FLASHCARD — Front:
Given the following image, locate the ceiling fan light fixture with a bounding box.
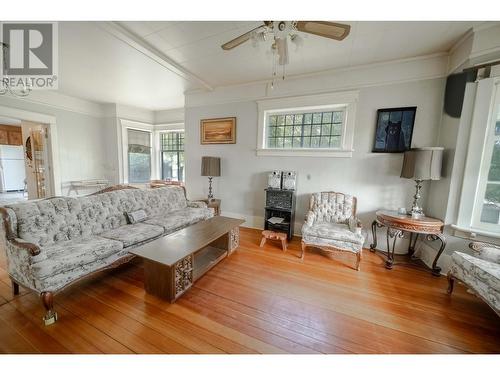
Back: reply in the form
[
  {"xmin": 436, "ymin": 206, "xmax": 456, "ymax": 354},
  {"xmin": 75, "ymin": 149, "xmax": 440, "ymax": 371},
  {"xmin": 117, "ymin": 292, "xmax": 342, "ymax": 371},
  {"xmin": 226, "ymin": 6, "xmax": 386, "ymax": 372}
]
[{"xmin": 220, "ymin": 20, "xmax": 351, "ymax": 88}]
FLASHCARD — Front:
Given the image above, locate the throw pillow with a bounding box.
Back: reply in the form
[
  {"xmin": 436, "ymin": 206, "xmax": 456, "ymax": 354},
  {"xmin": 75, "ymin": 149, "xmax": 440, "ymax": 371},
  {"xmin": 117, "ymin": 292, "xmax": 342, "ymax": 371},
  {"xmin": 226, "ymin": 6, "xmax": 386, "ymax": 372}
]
[{"xmin": 127, "ymin": 209, "xmax": 148, "ymax": 224}]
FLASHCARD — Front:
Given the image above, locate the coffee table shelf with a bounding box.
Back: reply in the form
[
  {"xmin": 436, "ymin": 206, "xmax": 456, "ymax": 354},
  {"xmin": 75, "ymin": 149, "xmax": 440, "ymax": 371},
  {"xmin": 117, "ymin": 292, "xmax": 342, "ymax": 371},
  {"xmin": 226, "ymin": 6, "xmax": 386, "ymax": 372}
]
[
  {"xmin": 193, "ymin": 246, "xmax": 227, "ymax": 281},
  {"xmin": 131, "ymin": 216, "xmax": 244, "ymax": 302}
]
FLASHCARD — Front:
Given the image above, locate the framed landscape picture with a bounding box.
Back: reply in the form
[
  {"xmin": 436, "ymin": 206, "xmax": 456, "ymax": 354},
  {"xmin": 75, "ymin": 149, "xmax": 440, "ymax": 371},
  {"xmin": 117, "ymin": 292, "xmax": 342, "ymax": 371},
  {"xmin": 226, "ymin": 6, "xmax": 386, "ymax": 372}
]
[
  {"xmin": 372, "ymin": 107, "xmax": 416, "ymax": 153},
  {"xmin": 200, "ymin": 117, "xmax": 236, "ymax": 144}
]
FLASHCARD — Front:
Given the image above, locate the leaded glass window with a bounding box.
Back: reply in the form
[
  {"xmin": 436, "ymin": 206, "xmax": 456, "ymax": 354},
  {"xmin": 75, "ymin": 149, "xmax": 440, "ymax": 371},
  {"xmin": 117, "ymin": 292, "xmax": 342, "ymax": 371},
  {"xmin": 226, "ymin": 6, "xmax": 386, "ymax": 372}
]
[
  {"xmin": 160, "ymin": 131, "xmax": 185, "ymax": 182},
  {"xmin": 266, "ymin": 109, "xmax": 345, "ymax": 149}
]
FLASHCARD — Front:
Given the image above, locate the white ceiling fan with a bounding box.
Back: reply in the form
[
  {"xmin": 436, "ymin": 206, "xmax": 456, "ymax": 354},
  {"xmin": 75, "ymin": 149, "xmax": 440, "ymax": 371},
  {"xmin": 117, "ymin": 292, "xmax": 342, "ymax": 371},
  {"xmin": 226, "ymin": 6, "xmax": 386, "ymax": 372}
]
[{"xmin": 221, "ymin": 21, "xmax": 351, "ymax": 66}]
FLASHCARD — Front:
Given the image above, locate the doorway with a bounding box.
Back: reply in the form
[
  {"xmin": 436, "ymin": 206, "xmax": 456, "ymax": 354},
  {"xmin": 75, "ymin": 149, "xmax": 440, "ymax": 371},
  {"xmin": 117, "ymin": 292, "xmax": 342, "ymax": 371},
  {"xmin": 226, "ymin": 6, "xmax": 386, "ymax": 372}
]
[{"xmin": 0, "ymin": 115, "xmax": 52, "ymax": 204}]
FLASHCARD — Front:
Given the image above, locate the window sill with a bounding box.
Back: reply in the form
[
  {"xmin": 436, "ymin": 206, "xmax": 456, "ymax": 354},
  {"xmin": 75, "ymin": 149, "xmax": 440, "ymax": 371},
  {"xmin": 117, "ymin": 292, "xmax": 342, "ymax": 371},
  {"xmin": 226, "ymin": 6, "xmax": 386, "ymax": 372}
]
[
  {"xmin": 256, "ymin": 148, "xmax": 353, "ymax": 158},
  {"xmin": 451, "ymin": 224, "xmax": 500, "ymax": 240}
]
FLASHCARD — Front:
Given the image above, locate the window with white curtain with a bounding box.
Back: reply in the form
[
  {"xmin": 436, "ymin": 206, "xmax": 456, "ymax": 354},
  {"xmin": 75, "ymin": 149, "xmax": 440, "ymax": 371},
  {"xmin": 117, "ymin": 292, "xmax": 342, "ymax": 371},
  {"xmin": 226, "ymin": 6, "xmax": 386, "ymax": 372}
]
[{"xmin": 127, "ymin": 129, "xmax": 152, "ymax": 183}]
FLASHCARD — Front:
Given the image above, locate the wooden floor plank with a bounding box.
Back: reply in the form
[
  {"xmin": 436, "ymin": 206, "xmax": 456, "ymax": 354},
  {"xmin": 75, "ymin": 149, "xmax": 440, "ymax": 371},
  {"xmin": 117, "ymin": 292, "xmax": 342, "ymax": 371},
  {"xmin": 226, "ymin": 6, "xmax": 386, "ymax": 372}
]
[
  {"xmin": 0, "ymin": 309, "xmax": 39, "ymax": 353},
  {"xmin": 0, "ymin": 227, "xmax": 499, "ymax": 353},
  {"xmin": 0, "ymin": 303, "xmax": 70, "ymax": 353},
  {"xmin": 213, "ymin": 252, "xmax": 499, "ymax": 352},
  {"xmin": 81, "ymin": 280, "xmax": 236, "ymax": 353}
]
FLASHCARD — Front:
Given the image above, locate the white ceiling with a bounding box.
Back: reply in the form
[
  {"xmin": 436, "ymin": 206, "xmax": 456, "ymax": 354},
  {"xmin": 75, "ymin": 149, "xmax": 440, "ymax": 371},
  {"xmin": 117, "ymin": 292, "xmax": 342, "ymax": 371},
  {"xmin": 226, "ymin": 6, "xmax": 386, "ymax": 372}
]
[{"xmin": 57, "ymin": 21, "xmax": 485, "ymax": 110}]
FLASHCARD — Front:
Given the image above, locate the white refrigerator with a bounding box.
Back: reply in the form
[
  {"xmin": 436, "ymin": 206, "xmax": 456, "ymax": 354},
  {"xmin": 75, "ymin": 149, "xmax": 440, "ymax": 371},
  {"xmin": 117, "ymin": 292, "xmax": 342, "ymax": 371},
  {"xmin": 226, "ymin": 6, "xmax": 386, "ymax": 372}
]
[{"xmin": 0, "ymin": 145, "xmax": 26, "ymax": 192}]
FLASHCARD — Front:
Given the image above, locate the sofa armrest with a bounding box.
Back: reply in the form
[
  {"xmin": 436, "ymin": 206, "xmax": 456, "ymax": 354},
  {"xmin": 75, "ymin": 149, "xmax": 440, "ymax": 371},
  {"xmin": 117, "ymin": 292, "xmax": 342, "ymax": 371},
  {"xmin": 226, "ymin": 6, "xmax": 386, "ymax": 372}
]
[
  {"xmin": 7, "ymin": 238, "xmax": 41, "ymax": 256},
  {"xmin": 304, "ymin": 211, "xmax": 316, "ymax": 227},
  {"xmin": 469, "ymin": 241, "xmax": 500, "ymax": 263},
  {"xmin": 188, "ymin": 200, "xmax": 208, "ymax": 209},
  {"xmin": 4, "ymin": 238, "xmax": 41, "ymax": 290}
]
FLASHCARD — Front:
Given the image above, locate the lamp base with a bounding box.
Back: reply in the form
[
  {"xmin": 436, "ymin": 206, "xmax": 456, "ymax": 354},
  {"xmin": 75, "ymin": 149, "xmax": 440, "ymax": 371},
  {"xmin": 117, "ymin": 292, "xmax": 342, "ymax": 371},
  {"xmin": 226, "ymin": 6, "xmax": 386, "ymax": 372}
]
[
  {"xmin": 409, "ymin": 179, "xmax": 424, "ymax": 218},
  {"xmin": 207, "ymin": 176, "xmax": 214, "ymax": 200}
]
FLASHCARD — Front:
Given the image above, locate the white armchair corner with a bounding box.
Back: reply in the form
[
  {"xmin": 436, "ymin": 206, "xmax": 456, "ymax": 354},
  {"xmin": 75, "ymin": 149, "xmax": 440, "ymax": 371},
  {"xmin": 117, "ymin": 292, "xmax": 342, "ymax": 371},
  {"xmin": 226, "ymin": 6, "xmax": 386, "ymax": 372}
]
[
  {"xmin": 301, "ymin": 192, "xmax": 365, "ymax": 270},
  {"xmin": 447, "ymin": 241, "xmax": 500, "ymax": 316}
]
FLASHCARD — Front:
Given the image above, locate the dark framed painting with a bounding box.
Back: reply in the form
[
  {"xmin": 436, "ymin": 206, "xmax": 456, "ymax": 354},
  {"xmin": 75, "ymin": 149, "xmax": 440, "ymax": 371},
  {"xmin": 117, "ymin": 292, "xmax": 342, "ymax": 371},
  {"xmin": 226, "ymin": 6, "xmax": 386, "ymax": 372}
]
[{"xmin": 372, "ymin": 107, "xmax": 417, "ymax": 153}]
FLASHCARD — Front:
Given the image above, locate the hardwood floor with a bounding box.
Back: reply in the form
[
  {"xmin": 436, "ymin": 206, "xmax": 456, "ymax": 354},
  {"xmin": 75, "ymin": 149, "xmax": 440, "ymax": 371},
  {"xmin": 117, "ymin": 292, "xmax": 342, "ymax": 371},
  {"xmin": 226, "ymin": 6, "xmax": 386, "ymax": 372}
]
[{"xmin": 0, "ymin": 227, "xmax": 499, "ymax": 354}]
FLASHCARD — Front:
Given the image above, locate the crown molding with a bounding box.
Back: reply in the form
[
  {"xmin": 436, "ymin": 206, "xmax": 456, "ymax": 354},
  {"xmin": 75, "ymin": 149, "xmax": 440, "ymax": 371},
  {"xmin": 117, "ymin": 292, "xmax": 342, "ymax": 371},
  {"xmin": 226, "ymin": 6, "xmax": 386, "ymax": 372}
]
[
  {"xmin": 0, "ymin": 90, "xmax": 106, "ymax": 117},
  {"xmin": 185, "ymin": 52, "xmax": 449, "ymax": 108}
]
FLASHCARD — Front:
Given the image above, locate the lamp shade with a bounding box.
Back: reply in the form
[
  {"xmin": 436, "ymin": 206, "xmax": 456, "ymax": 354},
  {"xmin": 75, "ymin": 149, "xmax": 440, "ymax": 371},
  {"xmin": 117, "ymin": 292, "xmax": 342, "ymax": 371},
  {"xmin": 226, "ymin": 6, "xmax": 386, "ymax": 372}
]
[
  {"xmin": 201, "ymin": 156, "xmax": 221, "ymax": 177},
  {"xmin": 401, "ymin": 147, "xmax": 443, "ymax": 180}
]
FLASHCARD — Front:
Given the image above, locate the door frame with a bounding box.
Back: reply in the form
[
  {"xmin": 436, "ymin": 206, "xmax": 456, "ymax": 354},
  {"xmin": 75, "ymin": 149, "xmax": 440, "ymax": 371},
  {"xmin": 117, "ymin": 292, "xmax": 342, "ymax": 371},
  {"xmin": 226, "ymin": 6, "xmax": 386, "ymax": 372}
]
[{"xmin": 0, "ymin": 105, "xmax": 60, "ymax": 196}]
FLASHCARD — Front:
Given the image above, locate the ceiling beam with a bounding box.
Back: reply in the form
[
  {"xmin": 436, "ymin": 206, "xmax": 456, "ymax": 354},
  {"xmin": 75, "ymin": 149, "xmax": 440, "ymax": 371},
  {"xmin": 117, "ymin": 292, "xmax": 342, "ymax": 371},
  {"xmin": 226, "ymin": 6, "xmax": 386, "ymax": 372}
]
[{"xmin": 99, "ymin": 21, "xmax": 213, "ymax": 91}]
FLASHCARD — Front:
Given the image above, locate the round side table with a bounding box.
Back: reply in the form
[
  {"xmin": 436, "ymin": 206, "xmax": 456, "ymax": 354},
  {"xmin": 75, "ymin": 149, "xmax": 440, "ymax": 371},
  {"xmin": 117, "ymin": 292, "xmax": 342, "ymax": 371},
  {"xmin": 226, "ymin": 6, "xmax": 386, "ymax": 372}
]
[{"xmin": 370, "ymin": 210, "xmax": 446, "ymax": 276}]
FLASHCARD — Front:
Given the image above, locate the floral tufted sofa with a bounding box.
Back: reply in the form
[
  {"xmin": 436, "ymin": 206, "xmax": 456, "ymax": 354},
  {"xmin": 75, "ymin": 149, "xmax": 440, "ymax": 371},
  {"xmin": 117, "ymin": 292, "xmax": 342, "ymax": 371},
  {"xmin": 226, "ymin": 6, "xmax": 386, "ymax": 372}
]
[
  {"xmin": 301, "ymin": 191, "xmax": 365, "ymax": 270},
  {"xmin": 447, "ymin": 241, "xmax": 500, "ymax": 316},
  {"xmin": 0, "ymin": 185, "xmax": 213, "ymax": 325}
]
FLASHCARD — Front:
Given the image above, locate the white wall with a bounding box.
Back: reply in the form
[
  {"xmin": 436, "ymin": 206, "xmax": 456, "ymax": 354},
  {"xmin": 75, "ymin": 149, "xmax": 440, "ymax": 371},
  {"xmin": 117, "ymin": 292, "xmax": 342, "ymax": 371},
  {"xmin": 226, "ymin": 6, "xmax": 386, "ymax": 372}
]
[{"xmin": 185, "ymin": 78, "xmax": 446, "ymax": 250}]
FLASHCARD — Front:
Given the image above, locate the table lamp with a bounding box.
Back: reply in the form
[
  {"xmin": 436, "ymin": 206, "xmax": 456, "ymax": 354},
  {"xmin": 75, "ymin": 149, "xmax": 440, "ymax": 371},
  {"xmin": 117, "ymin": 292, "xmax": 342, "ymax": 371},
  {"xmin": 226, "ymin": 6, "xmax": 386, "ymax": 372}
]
[
  {"xmin": 400, "ymin": 147, "xmax": 443, "ymax": 217},
  {"xmin": 201, "ymin": 156, "xmax": 221, "ymax": 201}
]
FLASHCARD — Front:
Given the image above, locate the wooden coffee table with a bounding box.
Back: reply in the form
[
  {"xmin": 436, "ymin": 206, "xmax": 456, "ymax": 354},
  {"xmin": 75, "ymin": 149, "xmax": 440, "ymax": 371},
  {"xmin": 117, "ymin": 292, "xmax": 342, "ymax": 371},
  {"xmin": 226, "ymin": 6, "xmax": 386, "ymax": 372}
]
[{"xmin": 130, "ymin": 216, "xmax": 244, "ymax": 302}]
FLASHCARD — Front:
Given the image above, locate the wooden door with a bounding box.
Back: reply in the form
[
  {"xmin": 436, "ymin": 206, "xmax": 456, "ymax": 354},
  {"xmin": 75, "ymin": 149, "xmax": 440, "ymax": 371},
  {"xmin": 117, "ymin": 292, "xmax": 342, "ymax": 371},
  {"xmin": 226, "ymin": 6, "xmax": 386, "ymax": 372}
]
[{"xmin": 29, "ymin": 127, "xmax": 50, "ymax": 199}]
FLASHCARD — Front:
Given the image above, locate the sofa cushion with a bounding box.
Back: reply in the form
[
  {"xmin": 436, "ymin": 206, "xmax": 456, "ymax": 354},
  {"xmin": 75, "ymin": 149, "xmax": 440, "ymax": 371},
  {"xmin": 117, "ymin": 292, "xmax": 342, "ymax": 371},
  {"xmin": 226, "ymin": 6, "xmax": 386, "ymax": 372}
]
[
  {"xmin": 302, "ymin": 222, "xmax": 365, "ymax": 253},
  {"xmin": 31, "ymin": 236, "xmax": 124, "ymax": 280},
  {"xmin": 34, "ymin": 250, "xmax": 130, "ymax": 292},
  {"xmin": 99, "ymin": 222, "xmax": 164, "ymax": 247},
  {"xmin": 451, "ymin": 252, "xmax": 500, "ymax": 290},
  {"xmin": 144, "ymin": 207, "xmax": 213, "ymax": 234}
]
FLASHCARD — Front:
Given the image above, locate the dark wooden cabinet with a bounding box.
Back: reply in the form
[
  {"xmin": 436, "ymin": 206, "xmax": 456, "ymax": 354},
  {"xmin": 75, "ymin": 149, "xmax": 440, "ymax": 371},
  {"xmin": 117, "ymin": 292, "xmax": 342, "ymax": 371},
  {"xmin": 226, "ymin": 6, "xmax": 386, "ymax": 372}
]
[{"xmin": 264, "ymin": 188, "xmax": 296, "ymax": 240}]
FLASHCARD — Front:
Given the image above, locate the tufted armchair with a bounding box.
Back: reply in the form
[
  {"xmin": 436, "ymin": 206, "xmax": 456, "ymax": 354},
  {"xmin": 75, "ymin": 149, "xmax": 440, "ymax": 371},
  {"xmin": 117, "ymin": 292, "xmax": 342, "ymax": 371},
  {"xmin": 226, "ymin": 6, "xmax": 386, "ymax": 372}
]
[
  {"xmin": 301, "ymin": 192, "xmax": 365, "ymax": 270},
  {"xmin": 447, "ymin": 241, "xmax": 500, "ymax": 316}
]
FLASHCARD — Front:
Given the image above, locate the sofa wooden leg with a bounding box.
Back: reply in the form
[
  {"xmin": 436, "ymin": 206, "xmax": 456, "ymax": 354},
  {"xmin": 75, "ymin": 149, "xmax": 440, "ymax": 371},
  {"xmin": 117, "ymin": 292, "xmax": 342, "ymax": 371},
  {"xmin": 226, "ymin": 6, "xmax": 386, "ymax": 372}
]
[
  {"xmin": 12, "ymin": 280, "xmax": 19, "ymax": 296},
  {"xmin": 355, "ymin": 251, "xmax": 361, "ymax": 271},
  {"xmin": 301, "ymin": 241, "xmax": 306, "ymax": 260},
  {"xmin": 447, "ymin": 272, "xmax": 455, "ymax": 294},
  {"xmin": 41, "ymin": 292, "xmax": 58, "ymax": 326}
]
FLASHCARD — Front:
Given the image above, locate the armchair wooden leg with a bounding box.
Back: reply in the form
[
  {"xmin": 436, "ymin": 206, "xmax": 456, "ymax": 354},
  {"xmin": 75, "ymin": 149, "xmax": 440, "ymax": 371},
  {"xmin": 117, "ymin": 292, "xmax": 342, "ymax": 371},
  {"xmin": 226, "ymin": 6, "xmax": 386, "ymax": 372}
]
[
  {"xmin": 447, "ymin": 272, "xmax": 455, "ymax": 294},
  {"xmin": 12, "ymin": 280, "xmax": 19, "ymax": 296},
  {"xmin": 41, "ymin": 292, "xmax": 58, "ymax": 326},
  {"xmin": 301, "ymin": 241, "xmax": 306, "ymax": 260},
  {"xmin": 355, "ymin": 251, "xmax": 361, "ymax": 271}
]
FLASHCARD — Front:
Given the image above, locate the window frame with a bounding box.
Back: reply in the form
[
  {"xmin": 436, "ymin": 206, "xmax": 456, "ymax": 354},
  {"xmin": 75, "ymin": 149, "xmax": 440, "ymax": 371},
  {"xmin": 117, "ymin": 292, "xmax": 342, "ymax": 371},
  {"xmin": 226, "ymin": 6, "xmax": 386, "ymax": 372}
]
[
  {"xmin": 121, "ymin": 120, "xmax": 154, "ymax": 184},
  {"xmin": 454, "ymin": 77, "xmax": 500, "ymax": 237},
  {"xmin": 256, "ymin": 91, "xmax": 358, "ymax": 157},
  {"xmin": 159, "ymin": 129, "xmax": 185, "ymax": 182},
  {"xmin": 470, "ymin": 79, "xmax": 500, "ymax": 232}
]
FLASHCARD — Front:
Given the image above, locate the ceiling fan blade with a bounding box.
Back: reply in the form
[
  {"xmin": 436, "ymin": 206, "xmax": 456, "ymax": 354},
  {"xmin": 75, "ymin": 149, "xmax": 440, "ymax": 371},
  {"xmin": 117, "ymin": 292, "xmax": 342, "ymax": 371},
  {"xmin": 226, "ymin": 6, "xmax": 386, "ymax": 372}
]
[
  {"xmin": 221, "ymin": 25, "xmax": 266, "ymax": 50},
  {"xmin": 296, "ymin": 21, "xmax": 350, "ymax": 41}
]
